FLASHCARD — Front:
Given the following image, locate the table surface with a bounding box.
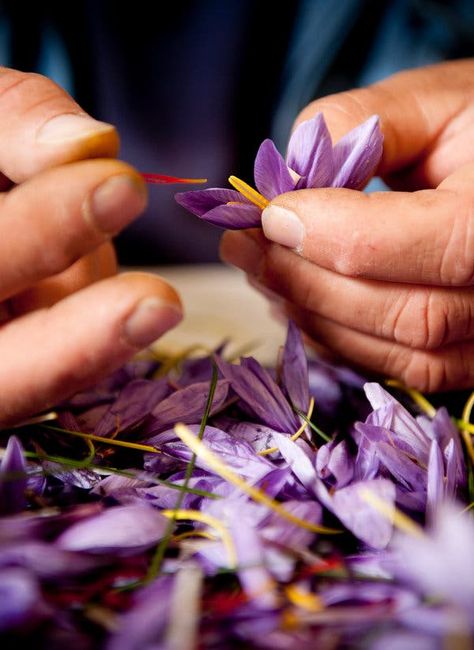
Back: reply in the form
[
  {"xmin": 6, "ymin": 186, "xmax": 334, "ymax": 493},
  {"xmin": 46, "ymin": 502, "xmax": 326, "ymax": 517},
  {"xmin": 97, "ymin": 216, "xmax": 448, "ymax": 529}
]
[{"xmin": 128, "ymin": 264, "xmax": 287, "ymax": 365}]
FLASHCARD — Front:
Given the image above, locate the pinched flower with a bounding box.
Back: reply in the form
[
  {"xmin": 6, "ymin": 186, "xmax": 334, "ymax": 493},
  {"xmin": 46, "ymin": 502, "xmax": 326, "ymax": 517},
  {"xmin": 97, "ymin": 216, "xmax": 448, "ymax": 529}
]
[{"xmin": 175, "ymin": 113, "xmax": 383, "ymax": 229}]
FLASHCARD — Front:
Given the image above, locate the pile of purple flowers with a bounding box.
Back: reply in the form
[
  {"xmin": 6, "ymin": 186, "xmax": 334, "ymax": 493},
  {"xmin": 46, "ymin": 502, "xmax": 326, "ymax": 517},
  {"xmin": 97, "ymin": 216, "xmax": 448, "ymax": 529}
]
[
  {"xmin": 1, "ymin": 113, "xmax": 473, "ymax": 648},
  {"xmin": 0, "ymin": 321, "xmax": 472, "ymax": 649}
]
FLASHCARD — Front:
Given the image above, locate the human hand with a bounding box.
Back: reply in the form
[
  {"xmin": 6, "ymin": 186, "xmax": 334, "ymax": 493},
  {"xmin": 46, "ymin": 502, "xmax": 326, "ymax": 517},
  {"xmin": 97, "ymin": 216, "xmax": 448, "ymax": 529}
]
[
  {"xmin": 0, "ymin": 68, "xmax": 182, "ymax": 424},
  {"xmin": 221, "ymin": 59, "xmax": 474, "ymax": 392}
]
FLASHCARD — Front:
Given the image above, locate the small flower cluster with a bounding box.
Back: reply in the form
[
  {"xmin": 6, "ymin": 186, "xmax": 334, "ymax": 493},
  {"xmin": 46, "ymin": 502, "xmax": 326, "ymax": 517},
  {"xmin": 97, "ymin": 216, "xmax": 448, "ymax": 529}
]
[{"xmin": 0, "ymin": 321, "xmax": 472, "ymax": 649}]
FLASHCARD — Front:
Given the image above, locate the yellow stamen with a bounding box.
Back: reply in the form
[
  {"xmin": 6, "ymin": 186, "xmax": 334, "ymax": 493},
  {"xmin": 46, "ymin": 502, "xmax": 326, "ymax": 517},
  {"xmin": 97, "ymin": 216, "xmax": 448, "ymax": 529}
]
[
  {"xmin": 385, "ymin": 379, "xmax": 436, "ymax": 418},
  {"xmin": 359, "ymin": 487, "xmax": 424, "ymax": 538},
  {"xmin": 285, "ymin": 584, "xmax": 324, "ymax": 613},
  {"xmin": 174, "ymin": 423, "xmax": 340, "ymax": 535},
  {"xmin": 258, "ymin": 397, "xmax": 315, "ymax": 456},
  {"xmin": 162, "ymin": 508, "xmax": 237, "ymax": 568},
  {"xmin": 458, "ymin": 392, "xmax": 474, "ymax": 466},
  {"xmin": 228, "ymin": 175, "xmax": 269, "ymax": 210},
  {"xmin": 45, "ymin": 426, "xmax": 160, "ymax": 454},
  {"xmin": 173, "ymin": 530, "xmax": 217, "ymax": 542}
]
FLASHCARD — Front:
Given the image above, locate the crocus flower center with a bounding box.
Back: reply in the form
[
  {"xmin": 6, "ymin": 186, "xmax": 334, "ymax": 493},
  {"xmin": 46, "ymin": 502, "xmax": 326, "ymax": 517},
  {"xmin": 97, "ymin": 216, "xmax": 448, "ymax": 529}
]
[{"xmin": 228, "ymin": 175, "xmax": 269, "ymax": 210}]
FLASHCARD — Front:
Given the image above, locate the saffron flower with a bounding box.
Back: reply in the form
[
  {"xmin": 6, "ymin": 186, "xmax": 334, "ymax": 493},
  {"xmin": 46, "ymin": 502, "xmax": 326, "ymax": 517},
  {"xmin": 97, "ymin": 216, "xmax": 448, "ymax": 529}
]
[
  {"xmin": 175, "ymin": 113, "xmax": 383, "ymax": 229},
  {"xmin": 0, "ymin": 320, "xmax": 473, "ymax": 648}
]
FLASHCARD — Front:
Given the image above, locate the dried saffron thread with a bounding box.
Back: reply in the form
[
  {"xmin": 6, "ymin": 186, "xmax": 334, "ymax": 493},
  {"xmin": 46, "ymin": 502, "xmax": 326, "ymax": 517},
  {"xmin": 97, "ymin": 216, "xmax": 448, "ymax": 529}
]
[
  {"xmin": 141, "ymin": 173, "xmax": 207, "ymax": 185},
  {"xmin": 174, "ymin": 423, "xmax": 341, "ymax": 535},
  {"xmin": 161, "ymin": 509, "xmax": 237, "ymax": 568},
  {"xmin": 258, "ymin": 397, "xmax": 315, "ymax": 456}
]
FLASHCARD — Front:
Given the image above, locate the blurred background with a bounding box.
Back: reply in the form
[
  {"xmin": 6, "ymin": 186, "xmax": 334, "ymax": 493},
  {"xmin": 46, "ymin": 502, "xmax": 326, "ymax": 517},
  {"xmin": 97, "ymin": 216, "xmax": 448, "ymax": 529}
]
[{"xmin": 0, "ymin": 0, "xmax": 473, "ymax": 266}]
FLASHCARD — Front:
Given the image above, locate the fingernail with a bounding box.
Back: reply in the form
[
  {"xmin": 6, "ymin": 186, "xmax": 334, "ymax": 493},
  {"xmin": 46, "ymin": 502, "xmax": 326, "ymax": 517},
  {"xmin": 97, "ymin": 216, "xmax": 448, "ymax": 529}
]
[
  {"xmin": 86, "ymin": 174, "xmax": 147, "ymax": 234},
  {"xmin": 123, "ymin": 298, "xmax": 183, "ymax": 348},
  {"xmin": 37, "ymin": 114, "xmax": 115, "ymax": 143},
  {"xmin": 261, "ymin": 205, "xmax": 304, "ymax": 251}
]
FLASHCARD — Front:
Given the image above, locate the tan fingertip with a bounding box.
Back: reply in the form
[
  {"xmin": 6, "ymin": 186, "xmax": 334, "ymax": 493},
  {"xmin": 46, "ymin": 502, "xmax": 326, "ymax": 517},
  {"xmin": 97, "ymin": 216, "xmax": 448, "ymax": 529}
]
[
  {"xmin": 37, "ymin": 114, "xmax": 115, "ymax": 143},
  {"xmin": 36, "ymin": 114, "xmax": 120, "ymax": 159},
  {"xmin": 85, "ymin": 173, "xmax": 148, "ymax": 234},
  {"xmin": 261, "ymin": 205, "xmax": 304, "ymax": 252},
  {"xmin": 123, "ymin": 297, "xmax": 183, "ymax": 348}
]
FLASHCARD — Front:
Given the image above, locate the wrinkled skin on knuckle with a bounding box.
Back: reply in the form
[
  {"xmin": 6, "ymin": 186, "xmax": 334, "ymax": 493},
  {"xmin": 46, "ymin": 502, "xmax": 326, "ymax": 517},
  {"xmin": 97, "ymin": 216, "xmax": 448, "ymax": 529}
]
[
  {"xmin": 438, "ymin": 197, "xmax": 474, "ymax": 286},
  {"xmin": 400, "ymin": 346, "xmax": 472, "ymax": 392},
  {"xmin": 388, "ymin": 290, "xmax": 452, "ymax": 350},
  {"xmin": 332, "ymin": 229, "xmax": 368, "ymax": 278},
  {"xmin": 400, "ymin": 351, "xmax": 447, "ymax": 393}
]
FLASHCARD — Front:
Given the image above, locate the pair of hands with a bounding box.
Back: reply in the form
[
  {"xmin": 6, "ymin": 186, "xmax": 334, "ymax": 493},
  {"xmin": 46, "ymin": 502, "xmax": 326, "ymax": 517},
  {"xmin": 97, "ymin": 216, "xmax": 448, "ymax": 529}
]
[{"xmin": 2, "ymin": 60, "xmax": 474, "ymax": 425}]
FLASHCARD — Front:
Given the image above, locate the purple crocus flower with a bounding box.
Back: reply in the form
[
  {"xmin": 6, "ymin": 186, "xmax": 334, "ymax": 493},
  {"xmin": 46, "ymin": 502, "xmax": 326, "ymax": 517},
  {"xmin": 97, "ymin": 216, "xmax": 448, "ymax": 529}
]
[
  {"xmin": 175, "ymin": 113, "xmax": 383, "ymax": 229},
  {"xmin": 353, "ymin": 384, "xmax": 466, "ymax": 512},
  {"xmin": 0, "ymin": 436, "xmax": 27, "ymax": 515}
]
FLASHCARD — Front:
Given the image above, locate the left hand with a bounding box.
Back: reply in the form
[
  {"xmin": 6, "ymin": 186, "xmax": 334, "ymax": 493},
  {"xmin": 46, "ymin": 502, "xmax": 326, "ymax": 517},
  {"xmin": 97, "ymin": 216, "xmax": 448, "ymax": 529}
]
[{"xmin": 221, "ymin": 60, "xmax": 474, "ymax": 393}]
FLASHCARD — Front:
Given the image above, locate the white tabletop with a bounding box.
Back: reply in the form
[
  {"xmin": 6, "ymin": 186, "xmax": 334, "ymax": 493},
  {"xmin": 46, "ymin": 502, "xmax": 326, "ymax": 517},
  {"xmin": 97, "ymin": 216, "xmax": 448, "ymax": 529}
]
[{"xmin": 126, "ymin": 264, "xmax": 287, "ymax": 365}]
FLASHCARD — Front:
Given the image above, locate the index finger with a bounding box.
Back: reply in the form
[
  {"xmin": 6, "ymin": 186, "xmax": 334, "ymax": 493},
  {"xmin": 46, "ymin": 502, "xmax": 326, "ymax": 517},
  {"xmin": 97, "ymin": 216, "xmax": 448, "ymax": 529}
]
[{"xmin": 0, "ymin": 67, "xmax": 118, "ymax": 182}]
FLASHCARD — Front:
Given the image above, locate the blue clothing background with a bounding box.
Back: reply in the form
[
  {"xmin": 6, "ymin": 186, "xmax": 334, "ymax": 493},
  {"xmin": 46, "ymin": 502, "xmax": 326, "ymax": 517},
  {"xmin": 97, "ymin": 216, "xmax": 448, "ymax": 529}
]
[{"xmin": 1, "ymin": 0, "xmax": 473, "ymax": 264}]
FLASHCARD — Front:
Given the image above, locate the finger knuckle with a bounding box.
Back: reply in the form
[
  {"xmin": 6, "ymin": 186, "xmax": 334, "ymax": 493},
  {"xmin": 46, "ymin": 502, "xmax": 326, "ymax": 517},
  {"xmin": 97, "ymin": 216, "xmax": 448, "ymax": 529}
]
[
  {"xmin": 332, "ymin": 228, "xmax": 367, "ymax": 277},
  {"xmin": 401, "ymin": 352, "xmax": 447, "ymax": 393},
  {"xmin": 0, "ymin": 70, "xmax": 62, "ymax": 112},
  {"xmin": 438, "ymin": 196, "xmax": 474, "ymax": 285},
  {"xmin": 401, "ymin": 347, "xmax": 472, "ymax": 392},
  {"xmin": 386, "ymin": 291, "xmax": 452, "ymax": 350}
]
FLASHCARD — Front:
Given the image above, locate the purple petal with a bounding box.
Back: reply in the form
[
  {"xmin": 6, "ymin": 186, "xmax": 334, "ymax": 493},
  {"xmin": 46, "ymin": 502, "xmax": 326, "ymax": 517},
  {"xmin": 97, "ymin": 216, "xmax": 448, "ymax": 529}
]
[
  {"xmin": 202, "ymin": 202, "xmax": 262, "ymax": 229},
  {"xmin": 0, "ymin": 436, "xmax": 27, "ymax": 515},
  {"xmin": 41, "ymin": 463, "xmax": 101, "ymax": 489},
  {"xmin": 280, "ymin": 320, "xmax": 310, "ymax": 413},
  {"xmin": 226, "ymin": 420, "xmax": 290, "ymax": 456},
  {"xmin": 372, "ymin": 440, "xmax": 427, "ymax": 495},
  {"xmin": 230, "ymin": 511, "xmax": 278, "ymax": 608},
  {"xmin": 262, "ymin": 500, "xmax": 321, "ymax": 550},
  {"xmin": 56, "ymin": 504, "xmax": 170, "ymax": 555},
  {"xmin": 272, "ymin": 433, "xmax": 317, "ymax": 491},
  {"xmin": 0, "ymin": 541, "xmax": 101, "ymax": 578},
  {"xmin": 332, "ymin": 115, "xmax": 383, "ymax": 189},
  {"xmin": 175, "ymin": 188, "xmax": 262, "ymax": 229},
  {"xmin": 156, "ymin": 425, "xmax": 275, "ymax": 482},
  {"xmin": 363, "ymin": 383, "xmax": 430, "ymax": 461},
  {"xmin": 444, "ymin": 439, "xmax": 459, "ymax": 499},
  {"xmin": 254, "ymin": 139, "xmax": 295, "ymax": 199},
  {"xmin": 316, "ymin": 439, "xmax": 354, "ymax": 488},
  {"xmin": 331, "ymin": 479, "xmax": 396, "ymax": 549},
  {"xmin": 286, "ymin": 113, "xmax": 334, "ymax": 188},
  {"xmin": 175, "ymin": 188, "xmax": 249, "ymax": 216},
  {"xmin": 108, "ymin": 576, "xmax": 174, "ymax": 650},
  {"xmin": 393, "ymin": 502, "xmax": 474, "ymax": 610},
  {"xmin": 142, "ymin": 379, "xmax": 230, "ymax": 436},
  {"xmin": 426, "ymin": 439, "xmax": 445, "ymax": 516},
  {"xmin": 0, "ymin": 568, "xmax": 49, "ymax": 632},
  {"xmin": 95, "ymin": 378, "xmax": 170, "ymax": 437},
  {"xmin": 215, "ymin": 355, "xmax": 297, "ymax": 432}
]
